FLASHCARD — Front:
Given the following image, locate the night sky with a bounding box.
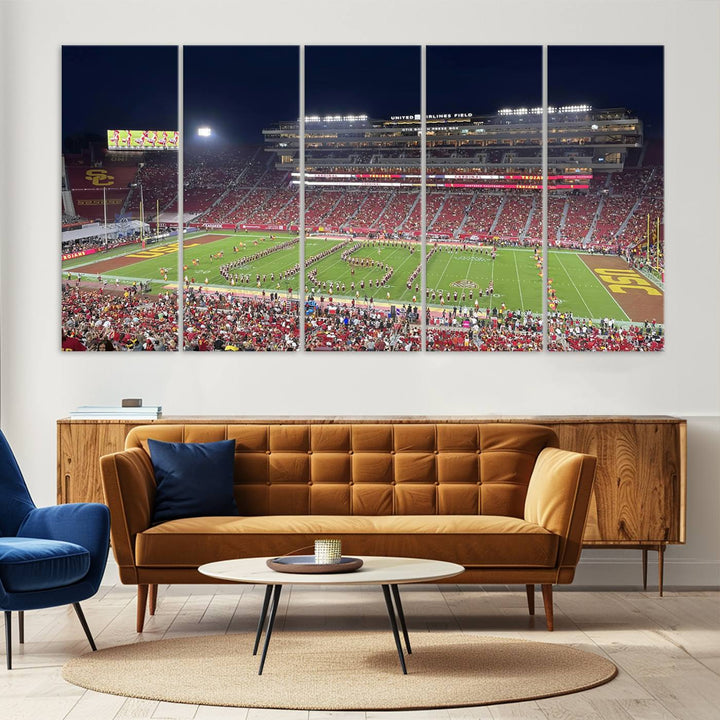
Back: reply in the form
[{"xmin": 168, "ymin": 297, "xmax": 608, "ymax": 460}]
[
  {"xmin": 427, "ymin": 46, "xmax": 541, "ymax": 115},
  {"xmin": 62, "ymin": 46, "xmax": 178, "ymax": 149},
  {"xmin": 305, "ymin": 46, "xmax": 420, "ymax": 118},
  {"xmin": 62, "ymin": 45, "xmax": 663, "ymax": 149},
  {"xmin": 550, "ymin": 46, "xmax": 664, "ymax": 137},
  {"xmin": 183, "ymin": 46, "xmax": 298, "ymax": 149}
]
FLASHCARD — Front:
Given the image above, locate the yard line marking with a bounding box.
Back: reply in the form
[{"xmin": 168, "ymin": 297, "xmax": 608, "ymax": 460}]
[
  {"xmin": 554, "ymin": 252, "xmax": 594, "ymax": 318},
  {"xmin": 513, "ymin": 250, "xmax": 525, "ymax": 310},
  {"xmin": 426, "ymin": 248, "xmax": 455, "ymax": 296},
  {"xmin": 488, "ymin": 251, "xmax": 496, "ymax": 313}
]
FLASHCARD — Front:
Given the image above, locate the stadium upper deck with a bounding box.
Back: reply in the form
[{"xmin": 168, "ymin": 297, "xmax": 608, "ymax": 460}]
[{"xmin": 263, "ymin": 105, "xmax": 643, "ymax": 177}]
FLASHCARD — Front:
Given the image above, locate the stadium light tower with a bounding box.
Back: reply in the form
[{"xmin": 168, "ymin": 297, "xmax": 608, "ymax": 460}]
[
  {"xmin": 129, "ymin": 179, "xmax": 146, "ymax": 247},
  {"xmin": 197, "ymin": 127, "xmax": 212, "ymax": 137}
]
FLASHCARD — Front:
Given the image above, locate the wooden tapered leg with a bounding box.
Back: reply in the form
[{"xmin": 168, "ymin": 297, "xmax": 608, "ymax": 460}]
[
  {"xmin": 541, "ymin": 584, "xmax": 554, "ymax": 631},
  {"xmin": 18, "ymin": 611, "xmax": 24, "ymax": 644},
  {"xmin": 526, "ymin": 584, "xmax": 535, "ymax": 615},
  {"xmin": 137, "ymin": 584, "xmax": 149, "ymax": 633},
  {"xmin": 642, "ymin": 548, "xmax": 649, "ymax": 591},
  {"xmin": 149, "ymin": 584, "xmax": 158, "ymax": 616},
  {"xmin": 658, "ymin": 544, "xmax": 665, "ymax": 597}
]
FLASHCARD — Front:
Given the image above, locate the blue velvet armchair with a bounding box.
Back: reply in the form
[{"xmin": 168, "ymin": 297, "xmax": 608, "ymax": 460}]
[{"xmin": 0, "ymin": 430, "xmax": 110, "ymax": 669}]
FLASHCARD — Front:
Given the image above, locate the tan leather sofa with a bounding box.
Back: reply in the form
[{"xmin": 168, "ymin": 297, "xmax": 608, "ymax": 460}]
[{"xmin": 100, "ymin": 422, "xmax": 596, "ymax": 633}]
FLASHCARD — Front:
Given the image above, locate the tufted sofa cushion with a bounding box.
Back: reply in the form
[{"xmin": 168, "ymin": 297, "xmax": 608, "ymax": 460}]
[{"xmin": 125, "ymin": 423, "xmax": 559, "ymax": 519}]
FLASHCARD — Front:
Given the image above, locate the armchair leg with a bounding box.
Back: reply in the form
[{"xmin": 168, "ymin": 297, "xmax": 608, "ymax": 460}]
[
  {"xmin": 72, "ymin": 603, "xmax": 97, "ymax": 652},
  {"xmin": 4, "ymin": 611, "xmax": 11, "ymax": 670},
  {"xmin": 525, "ymin": 584, "xmax": 535, "ymax": 615},
  {"xmin": 137, "ymin": 584, "xmax": 149, "ymax": 633},
  {"xmin": 18, "ymin": 611, "xmax": 24, "ymax": 644},
  {"xmin": 541, "ymin": 584, "xmax": 554, "ymax": 631},
  {"xmin": 149, "ymin": 584, "xmax": 158, "ymax": 616}
]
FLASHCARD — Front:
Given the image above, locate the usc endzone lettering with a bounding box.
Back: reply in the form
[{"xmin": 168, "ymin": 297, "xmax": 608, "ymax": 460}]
[
  {"xmin": 593, "ymin": 268, "xmax": 661, "ymax": 296},
  {"xmin": 127, "ymin": 242, "xmax": 200, "ymax": 259}
]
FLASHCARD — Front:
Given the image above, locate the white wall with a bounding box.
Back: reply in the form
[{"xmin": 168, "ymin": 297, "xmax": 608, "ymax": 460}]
[{"xmin": 1, "ymin": 0, "xmax": 719, "ymax": 587}]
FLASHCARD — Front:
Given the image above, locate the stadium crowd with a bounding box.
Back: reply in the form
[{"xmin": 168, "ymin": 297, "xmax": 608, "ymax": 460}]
[
  {"xmin": 305, "ymin": 302, "xmax": 420, "ymax": 351},
  {"xmin": 548, "ymin": 313, "xmax": 664, "ymax": 352},
  {"xmin": 428, "ymin": 309, "xmax": 543, "ymax": 351},
  {"xmin": 61, "ymin": 285, "xmax": 179, "ymax": 351},
  {"xmin": 184, "ymin": 289, "xmax": 299, "ymax": 351},
  {"xmin": 61, "ymin": 284, "xmax": 300, "ymax": 351}
]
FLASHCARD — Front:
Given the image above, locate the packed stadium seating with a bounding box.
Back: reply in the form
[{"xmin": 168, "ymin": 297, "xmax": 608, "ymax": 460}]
[
  {"xmin": 492, "ymin": 196, "xmax": 535, "ymax": 239},
  {"xmin": 224, "ymin": 189, "xmax": 275, "ymax": 225},
  {"xmin": 306, "ymin": 190, "xmax": 343, "ymax": 229},
  {"xmin": 548, "ymin": 313, "xmax": 663, "ymax": 352},
  {"xmin": 560, "ymin": 195, "xmax": 601, "ymax": 244},
  {"xmin": 589, "ymin": 197, "xmax": 635, "ymax": 248},
  {"xmin": 428, "ymin": 192, "xmax": 472, "ymax": 236},
  {"xmin": 462, "ymin": 193, "xmax": 503, "ymax": 237},
  {"xmin": 72, "ymin": 146, "xmax": 661, "ymax": 261},
  {"xmin": 350, "ymin": 191, "xmax": 393, "ymax": 229},
  {"xmin": 402, "ymin": 192, "xmax": 444, "ymax": 234},
  {"xmin": 306, "ymin": 303, "xmax": 420, "ymax": 351},
  {"xmin": 377, "ymin": 192, "xmax": 417, "ymax": 232},
  {"xmin": 321, "ymin": 191, "xmax": 366, "ymax": 230},
  {"xmin": 524, "ymin": 196, "xmax": 565, "ymax": 244},
  {"xmin": 61, "ymin": 284, "xmax": 299, "ymax": 352}
]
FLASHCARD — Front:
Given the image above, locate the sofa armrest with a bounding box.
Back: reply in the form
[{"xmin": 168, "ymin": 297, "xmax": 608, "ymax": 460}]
[
  {"xmin": 100, "ymin": 448, "xmax": 156, "ymax": 583},
  {"xmin": 524, "ymin": 447, "xmax": 597, "ymax": 579}
]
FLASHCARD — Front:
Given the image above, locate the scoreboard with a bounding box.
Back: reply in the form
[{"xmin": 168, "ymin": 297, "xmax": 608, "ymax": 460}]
[{"xmin": 107, "ymin": 130, "xmax": 179, "ymax": 150}]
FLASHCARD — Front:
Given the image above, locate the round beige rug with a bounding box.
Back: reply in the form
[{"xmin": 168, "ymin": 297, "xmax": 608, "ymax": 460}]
[{"xmin": 63, "ymin": 631, "xmax": 617, "ymax": 711}]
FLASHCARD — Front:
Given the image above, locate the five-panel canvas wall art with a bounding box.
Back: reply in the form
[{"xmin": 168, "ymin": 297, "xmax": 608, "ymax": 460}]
[{"xmin": 61, "ymin": 45, "xmax": 664, "ymax": 352}]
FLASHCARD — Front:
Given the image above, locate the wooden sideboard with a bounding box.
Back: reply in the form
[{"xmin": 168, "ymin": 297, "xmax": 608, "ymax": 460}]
[{"xmin": 57, "ymin": 415, "xmax": 686, "ymax": 594}]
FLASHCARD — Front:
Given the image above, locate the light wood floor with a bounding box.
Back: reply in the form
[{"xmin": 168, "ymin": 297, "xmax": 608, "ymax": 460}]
[{"xmin": 1, "ymin": 583, "xmax": 718, "ymax": 720}]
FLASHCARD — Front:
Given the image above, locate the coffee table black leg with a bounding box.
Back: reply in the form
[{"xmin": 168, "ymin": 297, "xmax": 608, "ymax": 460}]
[
  {"xmin": 258, "ymin": 584, "xmax": 282, "ymax": 675},
  {"xmin": 381, "ymin": 584, "xmax": 407, "ymax": 674},
  {"xmin": 253, "ymin": 584, "xmax": 274, "ymax": 656},
  {"xmin": 390, "ymin": 584, "xmax": 411, "ymax": 655}
]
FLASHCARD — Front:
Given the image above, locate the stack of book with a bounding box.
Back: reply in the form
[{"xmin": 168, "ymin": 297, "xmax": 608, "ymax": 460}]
[{"xmin": 69, "ymin": 405, "xmax": 162, "ymax": 420}]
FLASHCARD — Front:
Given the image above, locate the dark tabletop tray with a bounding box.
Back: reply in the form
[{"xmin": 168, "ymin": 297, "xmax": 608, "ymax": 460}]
[{"xmin": 266, "ymin": 555, "xmax": 364, "ymax": 574}]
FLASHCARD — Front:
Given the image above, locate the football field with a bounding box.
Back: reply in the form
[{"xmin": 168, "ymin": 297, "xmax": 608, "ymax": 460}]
[{"xmin": 62, "ymin": 231, "xmax": 663, "ymax": 322}]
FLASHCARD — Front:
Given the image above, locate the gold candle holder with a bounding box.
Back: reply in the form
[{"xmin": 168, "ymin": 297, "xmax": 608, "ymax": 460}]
[{"xmin": 314, "ymin": 538, "xmax": 342, "ymax": 564}]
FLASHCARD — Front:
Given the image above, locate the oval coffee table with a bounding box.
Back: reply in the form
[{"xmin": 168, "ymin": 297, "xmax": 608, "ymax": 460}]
[{"xmin": 199, "ymin": 556, "xmax": 464, "ymax": 675}]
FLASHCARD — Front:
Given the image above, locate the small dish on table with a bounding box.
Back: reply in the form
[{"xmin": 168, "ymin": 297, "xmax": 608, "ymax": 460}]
[{"xmin": 266, "ymin": 555, "xmax": 363, "ymax": 574}]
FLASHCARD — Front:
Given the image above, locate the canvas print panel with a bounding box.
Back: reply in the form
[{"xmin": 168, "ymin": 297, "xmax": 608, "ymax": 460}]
[
  {"xmin": 303, "ymin": 46, "xmax": 422, "ymax": 351},
  {"xmin": 182, "ymin": 46, "xmax": 300, "ymax": 351},
  {"xmin": 425, "ymin": 46, "xmax": 543, "ymax": 352},
  {"xmin": 547, "ymin": 46, "xmax": 664, "ymax": 352},
  {"xmin": 61, "ymin": 46, "xmax": 179, "ymax": 351}
]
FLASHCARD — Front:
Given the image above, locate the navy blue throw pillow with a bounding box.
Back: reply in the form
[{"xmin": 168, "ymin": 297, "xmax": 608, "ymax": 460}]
[{"xmin": 148, "ymin": 438, "xmax": 239, "ymax": 524}]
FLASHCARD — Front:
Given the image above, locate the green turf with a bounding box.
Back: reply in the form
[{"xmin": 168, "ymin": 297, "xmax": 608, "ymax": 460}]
[{"xmin": 61, "ymin": 230, "xmax": 639, "ymax": 321}]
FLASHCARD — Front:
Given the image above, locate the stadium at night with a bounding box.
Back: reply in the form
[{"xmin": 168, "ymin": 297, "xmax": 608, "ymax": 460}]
[{"xmin": 61, "ymin": 45, "xmax": 663, "ymax": 352}]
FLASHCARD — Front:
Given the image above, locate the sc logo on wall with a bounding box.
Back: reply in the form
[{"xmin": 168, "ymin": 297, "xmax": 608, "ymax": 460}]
[{"xmin": 85, "ymin": 169, "xmax": 115, "ymax": 186}]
